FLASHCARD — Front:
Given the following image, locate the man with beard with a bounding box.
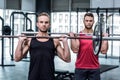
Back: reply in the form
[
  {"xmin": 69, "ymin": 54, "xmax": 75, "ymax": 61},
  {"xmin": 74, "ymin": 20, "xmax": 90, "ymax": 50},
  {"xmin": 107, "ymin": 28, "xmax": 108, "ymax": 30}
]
[
  {"xmin": 69, "ymin": 13, "xmax": 108, "ymax": 80},
  {"xmin": 14, "ymin": 12, "xmax": 71, "ymax": 80}
]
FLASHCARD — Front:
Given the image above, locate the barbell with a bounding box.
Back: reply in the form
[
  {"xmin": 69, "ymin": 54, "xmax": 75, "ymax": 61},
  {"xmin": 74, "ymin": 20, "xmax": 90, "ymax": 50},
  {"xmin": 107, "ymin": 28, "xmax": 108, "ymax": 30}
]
[
  {"xmin": 0, "ymin": 25, "xmax": 119, "ymax": 55},
  {"xmin": 1, "ymin": 35, "xmax": 120, "ymax": 40},
  {"xmin": 21, "ymin": 32, "xmax": 120, "ymax": 36}
]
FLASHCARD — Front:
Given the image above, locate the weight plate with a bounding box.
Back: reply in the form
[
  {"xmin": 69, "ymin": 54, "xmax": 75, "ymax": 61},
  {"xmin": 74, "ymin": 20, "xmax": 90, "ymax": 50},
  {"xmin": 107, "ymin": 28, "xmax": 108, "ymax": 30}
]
[{"xmin": 93, "ymin": 22, "xmax": 102, "ymax": 55}]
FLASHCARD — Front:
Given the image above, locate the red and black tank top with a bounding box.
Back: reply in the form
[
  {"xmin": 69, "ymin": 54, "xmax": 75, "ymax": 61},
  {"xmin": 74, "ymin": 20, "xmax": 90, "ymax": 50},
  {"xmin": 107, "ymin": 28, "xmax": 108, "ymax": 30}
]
[{"xmin": 75, "ymin": 32, "xmax": 99, "ymax": 69}]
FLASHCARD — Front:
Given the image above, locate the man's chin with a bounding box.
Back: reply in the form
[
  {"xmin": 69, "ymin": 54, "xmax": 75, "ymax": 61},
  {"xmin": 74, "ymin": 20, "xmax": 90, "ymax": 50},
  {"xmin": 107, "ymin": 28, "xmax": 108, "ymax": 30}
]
[
  {"xmin": 85, "ymin": 26, "xmax": 92, "ymax": 29},
  {"xmin": 41, "ymin": 30, "xmax": 47, "ymax": 33}
]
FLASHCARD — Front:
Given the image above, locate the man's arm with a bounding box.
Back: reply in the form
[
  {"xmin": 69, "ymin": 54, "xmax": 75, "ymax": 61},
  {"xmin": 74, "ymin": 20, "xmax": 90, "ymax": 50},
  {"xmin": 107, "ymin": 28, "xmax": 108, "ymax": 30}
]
[
  {"xmin": 55, "ymin": 37, "xmax": 71, "ymax": 62},
  {"xmin": 69, "ymin": 32, "xmax": 80, "ymax": 53},
  {"xmin": 14, "ymin": 36, "xmax": 30, "ymax": 62},
  {"xmin": 100, "ymin": 33, "xmax": 109, "ymax": 54}
]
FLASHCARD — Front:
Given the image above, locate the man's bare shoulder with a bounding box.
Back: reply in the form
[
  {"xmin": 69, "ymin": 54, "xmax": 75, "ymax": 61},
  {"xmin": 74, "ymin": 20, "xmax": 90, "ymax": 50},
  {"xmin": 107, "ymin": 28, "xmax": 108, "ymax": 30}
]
[{"xmin": 53, "ymin": 38, "xmax": 60, "ymax": 48}]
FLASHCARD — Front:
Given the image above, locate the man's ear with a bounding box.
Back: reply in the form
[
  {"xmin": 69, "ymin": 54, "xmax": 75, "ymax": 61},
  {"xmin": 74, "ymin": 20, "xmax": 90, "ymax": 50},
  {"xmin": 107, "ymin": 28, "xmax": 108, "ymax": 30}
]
[{"xmin": 36, "ymin": 22, "xmax": 38, "ymax": 28}]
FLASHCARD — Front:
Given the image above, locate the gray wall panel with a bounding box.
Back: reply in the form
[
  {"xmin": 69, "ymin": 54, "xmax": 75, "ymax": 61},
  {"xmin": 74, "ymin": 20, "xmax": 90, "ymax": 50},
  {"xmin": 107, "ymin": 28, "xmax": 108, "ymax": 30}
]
[
  {"xmin": 51, "ymin": 0, "xmax": 69, "ymax": 11},
  {"xmin": 22, "ymin": 0, "xmax": 36, "ymax": 11},
  {"xmin": 6, "ymin": 0, "xmax": 21, "ymax": 10},
  {"xmin": 51, "ymin": 0, "xmax": 90, "ymax": 12},
  {"xmin": 0, "ymin": 0, "xmax": 5, "ymax": 9}
]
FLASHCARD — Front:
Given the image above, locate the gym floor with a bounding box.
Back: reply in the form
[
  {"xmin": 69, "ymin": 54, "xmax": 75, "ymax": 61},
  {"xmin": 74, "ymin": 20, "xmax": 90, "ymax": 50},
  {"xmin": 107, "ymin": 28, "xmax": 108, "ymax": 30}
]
[{"xmin": 0, "ymin": 55, "xmax": 120, "ymax": 80}]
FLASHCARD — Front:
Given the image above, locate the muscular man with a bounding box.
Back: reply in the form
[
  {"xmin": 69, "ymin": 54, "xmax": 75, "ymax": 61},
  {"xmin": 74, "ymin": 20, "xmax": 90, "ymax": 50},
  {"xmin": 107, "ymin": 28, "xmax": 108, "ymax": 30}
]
[
  {"xmin": 69, "ymin": 13, "xmax": 108, "ymax": 80},
  {"xmin": 14, "ymin": 12, "xmax": 71, "ymax": 80}
]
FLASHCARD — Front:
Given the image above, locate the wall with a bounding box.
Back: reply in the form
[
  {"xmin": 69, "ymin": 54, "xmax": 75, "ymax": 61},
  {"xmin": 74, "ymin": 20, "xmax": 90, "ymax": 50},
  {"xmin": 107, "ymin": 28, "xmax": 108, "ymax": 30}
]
[
  {"xmin": 21, "ymin": 0, "xmax": 36, "ymax": 12},
  {"xmin": 90, "ymin": 0, "xmax": 120, "ymax": 8},
  {"xmin": 51, "ymin": 0, "xmax": 90, "ymax": 12},
  {"xmin": 0, "ymin": 0, "xmax": 5, "ymax": 9},
  {"xmin": 36, "ymin": 0, "xmax": 51, "ymax": 14},
  {"xmin": 0, "ymin": 0, "xmax": 36, "ymax": 12}
]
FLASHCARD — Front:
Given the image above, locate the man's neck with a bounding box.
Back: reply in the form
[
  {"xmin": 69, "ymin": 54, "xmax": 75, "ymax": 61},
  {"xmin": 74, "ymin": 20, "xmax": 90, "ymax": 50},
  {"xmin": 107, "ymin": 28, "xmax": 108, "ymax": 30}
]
[
  {"xmin": 37, "ymin": 31, "xmax": 49, "ymax": 36},
  {"xmin": 82, "ymin": 28, "xmax": 93, "ymax": 33}
]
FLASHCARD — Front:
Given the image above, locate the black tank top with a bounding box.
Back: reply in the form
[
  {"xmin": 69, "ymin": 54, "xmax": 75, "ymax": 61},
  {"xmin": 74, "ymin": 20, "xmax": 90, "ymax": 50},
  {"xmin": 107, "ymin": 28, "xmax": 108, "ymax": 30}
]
[{"xmin": 28, "ymin": 38, "xmax": 56, "ymax": 80}]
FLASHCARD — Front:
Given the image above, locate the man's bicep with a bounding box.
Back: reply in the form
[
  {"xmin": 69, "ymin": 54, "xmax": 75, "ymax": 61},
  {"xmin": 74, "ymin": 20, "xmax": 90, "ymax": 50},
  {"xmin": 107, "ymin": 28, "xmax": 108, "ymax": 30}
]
[{"xmin": 71, "ymin": 39, "xmax": 79, "ymax": 53}]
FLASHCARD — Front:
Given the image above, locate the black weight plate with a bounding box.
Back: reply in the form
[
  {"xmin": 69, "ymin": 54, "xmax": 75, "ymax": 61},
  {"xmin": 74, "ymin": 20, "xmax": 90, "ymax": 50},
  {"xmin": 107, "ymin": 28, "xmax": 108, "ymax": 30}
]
[{"xmin": 93, "ymin": 22, "xmax": 102, "ymax": 55}]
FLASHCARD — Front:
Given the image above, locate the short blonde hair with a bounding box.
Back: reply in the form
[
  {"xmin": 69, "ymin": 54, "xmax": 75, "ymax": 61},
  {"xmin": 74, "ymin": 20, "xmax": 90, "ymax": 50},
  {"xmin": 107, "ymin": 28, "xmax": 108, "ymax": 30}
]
[{"xmin": 37, "ymin": 12, "xmax": 50, "ymax": 22}]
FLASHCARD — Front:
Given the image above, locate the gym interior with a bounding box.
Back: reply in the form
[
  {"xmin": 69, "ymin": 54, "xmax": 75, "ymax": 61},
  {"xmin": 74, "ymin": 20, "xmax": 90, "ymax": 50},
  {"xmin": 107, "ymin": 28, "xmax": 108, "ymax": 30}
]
[{"xmin": 0, "ymin": 0, "xmax": 120, "ymax": 80}]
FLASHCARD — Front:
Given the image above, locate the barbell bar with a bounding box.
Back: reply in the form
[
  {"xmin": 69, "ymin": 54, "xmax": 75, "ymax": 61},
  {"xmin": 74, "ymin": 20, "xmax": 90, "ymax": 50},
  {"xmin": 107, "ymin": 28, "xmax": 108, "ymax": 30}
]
[
  {"xmin": 0, "ymin": 34, "xmax": 118, "ymax": 56},
  {"xmin": 21, "ymin": 32, "xmax": 91, "ymax": 35},
  {"xmin": 0, "ymin": 33, "xmax": 119, "ymax": 56},
  {"xmin": 21, "ymin": 31, "xmax": 120, "ymax": 36},
  {"xmin": 1, "ymin": 35, "xmax": 120, "ymax": 40},
  {"xmin": 0, "ymin": 35, "xmax": 91, "ymax": 39}
]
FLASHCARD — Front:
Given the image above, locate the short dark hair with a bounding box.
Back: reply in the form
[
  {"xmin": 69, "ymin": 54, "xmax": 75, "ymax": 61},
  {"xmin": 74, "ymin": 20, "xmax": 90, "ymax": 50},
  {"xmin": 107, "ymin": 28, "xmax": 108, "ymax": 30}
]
[{"xmin": 84, "ymin": 13, "xmax": 94, "ymax": 19}]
